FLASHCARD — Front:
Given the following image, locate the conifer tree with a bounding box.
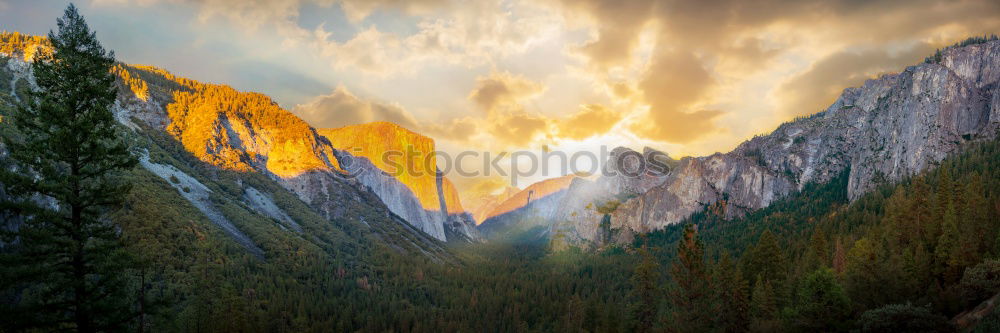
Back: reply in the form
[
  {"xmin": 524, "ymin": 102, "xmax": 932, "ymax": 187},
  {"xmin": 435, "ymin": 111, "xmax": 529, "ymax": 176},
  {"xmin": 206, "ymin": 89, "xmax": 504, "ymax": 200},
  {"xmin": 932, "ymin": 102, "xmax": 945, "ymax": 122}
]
[
  {"xmin": 936, "ymin": 202, "xmax": 961, "ymax": 282},
  {"xmin": 845, "ymin": 237, "xmax": 877, "ymax": 306},
  {"xmin": 712, "ymin": 252, "xmax": 749, "ymax": 332},
  {"xmin": 744, "ymin": 230, "xmax": 787, "ymax": 287},
  {"xmin": 832, "ymin": 238, "xmax": 846, "ymax": 275},
  {"xmin": 909, "ymin": 177, "xmax": 935, "ymax": 247},
  {"xmin": 786, "ymin": 268, "xmax": 851, "ymax": 331},
  {"xmin": 960, "ymin": 173, "xmax": 990, "ymax": 255},
  {"xmin": 630, "ymin": 244, "xmax": 661, "ymax": 333},
  {"xmin": 807, "ymin": 229, "xmax": 830, "ymax": 269},
  {"xmin": 934, "ymin": 165, "xmax": 955, "ymax": 228},
  {"xmin": 0, "ymin": 4, "xmax": 138, "ymax": 332},
  {"xmin": 882, "ymin": 189, "xmax": 911, "ymax": 248},
  {"xmin": 667, "ymin": 224, "xmax": 713, "ymax": 332},
  {"xmin": 749, "ymin": 275, "xmax": 778, "ymax": 332}
]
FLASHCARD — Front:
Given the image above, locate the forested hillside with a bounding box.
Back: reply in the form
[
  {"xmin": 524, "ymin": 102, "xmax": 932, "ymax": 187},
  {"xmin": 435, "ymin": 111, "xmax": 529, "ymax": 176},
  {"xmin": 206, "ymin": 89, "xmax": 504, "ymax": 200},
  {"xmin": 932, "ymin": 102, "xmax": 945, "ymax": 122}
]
[{"xmin": 630, "ymin": 139, "xmax": 1000, "ymax": 332}]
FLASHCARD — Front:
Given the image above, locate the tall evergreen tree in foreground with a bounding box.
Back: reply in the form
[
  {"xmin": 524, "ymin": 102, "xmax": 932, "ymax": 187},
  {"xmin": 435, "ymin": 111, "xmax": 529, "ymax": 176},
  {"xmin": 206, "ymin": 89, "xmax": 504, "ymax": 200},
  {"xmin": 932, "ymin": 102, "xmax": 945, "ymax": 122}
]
[
  {"xmin": 630, "ymin": 243, "xmax": 661, "ymax": 333},
  {"xmin": 667, "ymin": 225, "xmax": 714, "ymax": 333},
  {"xmin": 0, "ymin": 4, "xmax": 138, "ymax": 332}
]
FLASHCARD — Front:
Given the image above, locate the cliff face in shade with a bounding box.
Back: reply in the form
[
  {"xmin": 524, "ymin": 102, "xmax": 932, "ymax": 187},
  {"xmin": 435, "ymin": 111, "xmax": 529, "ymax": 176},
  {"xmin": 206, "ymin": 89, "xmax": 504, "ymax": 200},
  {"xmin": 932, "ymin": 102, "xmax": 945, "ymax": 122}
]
[
  {"xmin": 476, "ymin": 175, "xmax": 576, "ymax": 237},
  {"xmin": 327, "ymin": 147, "xmax": 446, "ymax": 240}
]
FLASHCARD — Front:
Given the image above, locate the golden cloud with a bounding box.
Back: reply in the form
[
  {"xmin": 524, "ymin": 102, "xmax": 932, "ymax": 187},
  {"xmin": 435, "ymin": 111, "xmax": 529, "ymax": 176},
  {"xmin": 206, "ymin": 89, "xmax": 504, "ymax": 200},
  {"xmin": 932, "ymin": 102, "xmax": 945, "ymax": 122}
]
[
  {"xmin": 776, "ymin": 43, "xmax": 937, "ymax": 117},
  {"xmin": 293, "ymin": 86, "xmax": 420, "ymax": 129},
  {"xmin": 293, "ymin": 86, "xmax": 479, "ymax": 144},
  {"xmin": 468, "ymin": 71, "xmax": 546, "ymax": 114},
  {"xmin": 630, "ymin": 50, "xmax": 721, "ymax": 143},
  {"xmin": 488, "ymin": 112, "xmax": 550, "ymax": 147},
  {"xmin": 556, "ymin": 104, "xmax": 622, "ymax": 140},
  {"xmin": 550, "ymin": 0, "xmax": 1000, "ymax": 150},
  {"xmin": 420, "ymin": 117, "xmax": 478, "ymax": 142}
]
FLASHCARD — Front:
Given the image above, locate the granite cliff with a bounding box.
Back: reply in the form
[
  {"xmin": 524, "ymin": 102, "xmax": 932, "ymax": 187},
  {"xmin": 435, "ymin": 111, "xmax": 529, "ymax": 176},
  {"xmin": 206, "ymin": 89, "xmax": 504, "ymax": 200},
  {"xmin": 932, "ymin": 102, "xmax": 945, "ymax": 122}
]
[{"xmin": 493, "ymin": 40, "xmax": 1000, "ymax": 248}]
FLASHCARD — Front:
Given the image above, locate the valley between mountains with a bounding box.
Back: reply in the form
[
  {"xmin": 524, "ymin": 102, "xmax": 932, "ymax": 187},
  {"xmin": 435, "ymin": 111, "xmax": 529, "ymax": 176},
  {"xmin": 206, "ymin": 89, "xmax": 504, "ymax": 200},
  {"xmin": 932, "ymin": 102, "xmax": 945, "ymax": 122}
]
[{"xmin": 3, "ymin": 27, "xmax": 1000, "ymax": 332}]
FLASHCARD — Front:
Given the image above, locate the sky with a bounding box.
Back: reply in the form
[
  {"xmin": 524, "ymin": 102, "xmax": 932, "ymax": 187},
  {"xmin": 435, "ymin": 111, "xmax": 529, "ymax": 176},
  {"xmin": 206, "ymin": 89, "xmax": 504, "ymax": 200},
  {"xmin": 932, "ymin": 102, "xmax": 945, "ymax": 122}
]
[{"xmin": 3, "ymin": 0, "xmax": 1000, "ymax": 193}]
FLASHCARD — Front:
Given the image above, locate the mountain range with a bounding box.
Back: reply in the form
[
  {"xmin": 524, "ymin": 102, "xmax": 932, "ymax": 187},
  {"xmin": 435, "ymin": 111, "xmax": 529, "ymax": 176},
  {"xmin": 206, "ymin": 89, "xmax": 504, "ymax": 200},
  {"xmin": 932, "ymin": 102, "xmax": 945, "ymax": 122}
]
[{"xmin": 2, "ymin": 31, "xmax": 999, "ymax": 255}]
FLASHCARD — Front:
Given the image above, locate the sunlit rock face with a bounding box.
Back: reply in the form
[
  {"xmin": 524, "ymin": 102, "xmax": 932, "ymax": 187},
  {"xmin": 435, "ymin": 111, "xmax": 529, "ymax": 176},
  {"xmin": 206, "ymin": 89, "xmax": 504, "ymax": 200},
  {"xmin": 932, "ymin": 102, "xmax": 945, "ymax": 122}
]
[
  {"xmin": 547, "ymin": 40, "xmax": 1000, "ymax": 247},
  {"xmin": 319, "ymin": 122, "xmax": 442, "ymax": 210},
  {"xmin": 111, "ymin": 65, "xmax": 343, "ymax": 179},
  {"xmin": 320, "ymin": 122, "xmax": 456, "ymax": 241},
  {"xmin": 0, "ymin": 32, "xmax": 49, "ymax": 62},
  {"xmin": 477, "ymin": 175, "xmax": 576, "ymax": 237}
]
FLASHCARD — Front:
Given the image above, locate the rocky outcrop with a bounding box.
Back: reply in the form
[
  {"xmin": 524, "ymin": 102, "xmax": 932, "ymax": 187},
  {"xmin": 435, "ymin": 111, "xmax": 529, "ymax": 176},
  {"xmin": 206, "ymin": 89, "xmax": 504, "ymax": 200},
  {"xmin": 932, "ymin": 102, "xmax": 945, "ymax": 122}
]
[
  {"xmin": 319, "ymin": 122, "xmax": 440, "ymax": 209},
  {"xmin": 243, "ymin": 185, "xmax": 302, "ymax": 233},
  {"xmin": 139, "ymin": 154, "xmax": 264, "ymax": 258},
  {"xmin": 597, "ymin": 147, "xmax": 673, "ymax": 196}
]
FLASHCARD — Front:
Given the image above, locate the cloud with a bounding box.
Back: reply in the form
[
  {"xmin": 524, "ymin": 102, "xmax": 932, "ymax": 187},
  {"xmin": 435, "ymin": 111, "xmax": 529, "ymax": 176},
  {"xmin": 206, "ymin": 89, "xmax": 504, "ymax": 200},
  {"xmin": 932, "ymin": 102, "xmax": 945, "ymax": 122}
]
[
  {"xmin": 629, "ymin": 50, "xmax": 721, "ymax": 143},
  {"xmin": 556, "ymin": 0, "xmax": 657, "ymax": 69},
  {"xmin": 109, "ymin": 0, "xmax": 560, "ymax": 75},
  {"xmin": 467, "ymin": 72, "xmax": 626, "ymax": 147},
  {"xmin": 420, "ymin": 117, "xmax": 478, "ymax": 142},
  {"xmin": 293, "ymin": 85, "xmax": 420, "ymax": 129},
  {"xmin": 776, "ymin": 43, "xmax": 937, "ymax": 117},
  {"xmin": 338, "ymin": 0, "xmax": 447, "ymax": 22},
  {"xmin": 294, "ymin": 86, "xmax": 480, "ymax": 143},
  {"xmin": 468, "ymin": 176, "xmax": 510, "ymax": 194},
  {"xmin": 556, "ymin": 104, "xmax": 621, "ymax": 140},
  {"xmin": 468, "ymin": 71, "xmax": 546, "ymax": 114},
  {"xmin": 547, "ymin": 0, "xmax": 1000, "ymax": 148},
  {"xmin": 489, "ymin": 112, "xmax": 550, "ymax": 147},
  {"xmin": 295, "ymin": 72, "xmax": 621, "ymax": 149},
  {"xmin": 303, "ymin": 0, "xmax": 562, "ymax": 75}
]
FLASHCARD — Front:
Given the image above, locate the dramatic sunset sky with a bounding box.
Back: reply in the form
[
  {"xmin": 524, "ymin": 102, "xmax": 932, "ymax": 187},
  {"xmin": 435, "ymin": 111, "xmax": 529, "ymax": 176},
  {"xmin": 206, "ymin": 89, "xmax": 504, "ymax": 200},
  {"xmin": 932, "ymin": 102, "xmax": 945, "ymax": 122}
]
[{"xmin": 3, "ymin": 0, "xmax": 1000, "ymax": 190}]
